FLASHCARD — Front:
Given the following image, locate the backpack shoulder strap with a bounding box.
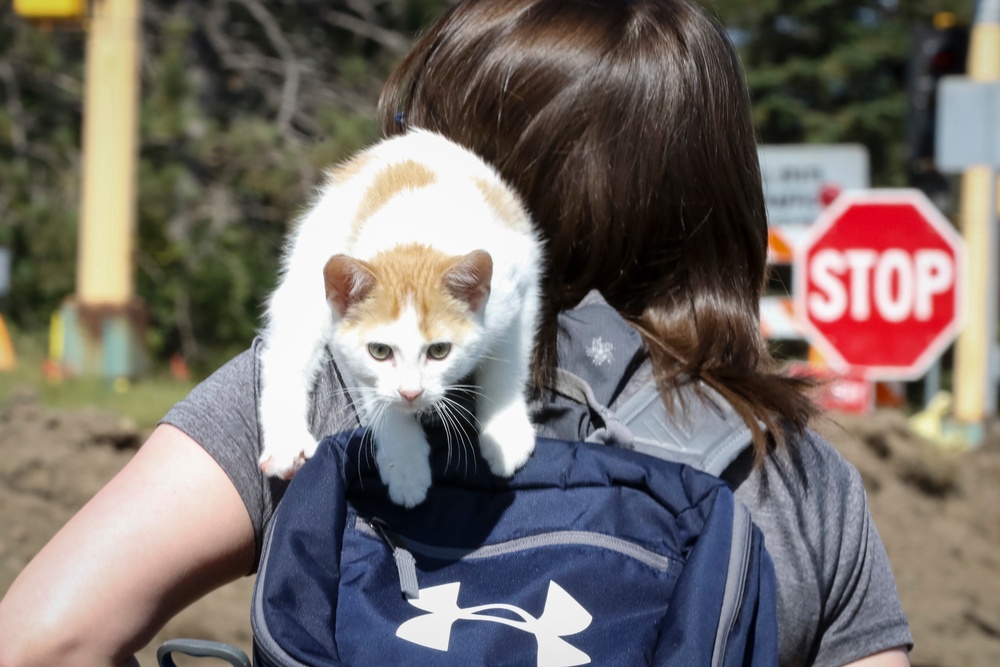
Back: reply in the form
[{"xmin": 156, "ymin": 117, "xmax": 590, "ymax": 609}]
[
  {"xmin": 614, "ymin": 380, "xmax": 754, "ymax": 477},
  {"xmin": 551, "ymin": 369, "xmax": 753, "ymax": 477}
]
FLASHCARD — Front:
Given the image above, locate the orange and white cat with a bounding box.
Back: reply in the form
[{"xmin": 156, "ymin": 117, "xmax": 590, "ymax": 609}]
[{"xmin": 258, "ymin": 130, "xmax": 543, "ymax": 507}]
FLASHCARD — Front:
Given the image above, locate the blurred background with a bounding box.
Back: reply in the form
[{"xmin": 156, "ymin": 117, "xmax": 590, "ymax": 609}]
[{"xmin": 1, "ymin": 0, "xmax": 999, "ymax": 665}]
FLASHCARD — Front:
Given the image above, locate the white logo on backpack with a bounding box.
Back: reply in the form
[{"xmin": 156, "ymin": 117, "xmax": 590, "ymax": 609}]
[{"xmin": 396, "ymin": 580, "xmax": 593, "ymax": 666}]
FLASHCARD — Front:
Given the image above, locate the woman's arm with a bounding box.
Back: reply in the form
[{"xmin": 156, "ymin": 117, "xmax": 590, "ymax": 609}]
[
  {"xmin": 0, "ymin": 424, "xmax": 255, "ymax": 667},
  {"xmin": 843, "ymin": 648, "xmax": 911, "ymax": 667}
]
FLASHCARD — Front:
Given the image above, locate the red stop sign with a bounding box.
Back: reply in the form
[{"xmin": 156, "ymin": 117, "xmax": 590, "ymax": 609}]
[{"xmin": 793, "ymin": 190, "xmax": 965, "ymax": 380}]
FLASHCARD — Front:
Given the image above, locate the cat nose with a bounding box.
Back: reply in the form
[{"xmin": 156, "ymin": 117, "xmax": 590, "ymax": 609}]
[{"xmin": 399, "ymin": 388, "xmax": 423, "ymax": 403}]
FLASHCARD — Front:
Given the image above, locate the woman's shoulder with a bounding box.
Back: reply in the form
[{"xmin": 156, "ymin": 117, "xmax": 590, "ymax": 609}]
[
  {"xmin": 724, "ymin": 422, "xmax": 863, "ymax": 504},
  {"xmin": 733, "ymin": 426, "xmax": 869, "ymax": 545},
  {"xmin": 731, "ymin": 426, "xmax": 911, "ymax": 663},
  {"xmin": 768, "ymin": 427, "xmax": 863, "ymax": 495}
]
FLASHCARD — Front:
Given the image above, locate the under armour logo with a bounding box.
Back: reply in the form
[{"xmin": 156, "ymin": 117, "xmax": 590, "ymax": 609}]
[
  {"xmin": 586, "ymin": 337, "xmax": 614, "ymax": 366},
  {"xmin": 396, "ymin": 581, "xmax": 593, "ymax": 667}
]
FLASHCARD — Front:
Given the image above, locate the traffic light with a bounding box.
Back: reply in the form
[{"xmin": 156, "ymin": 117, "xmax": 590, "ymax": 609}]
[{"xmin": 906, "ymin": 13, "xmax": 969, "ymax": 207}]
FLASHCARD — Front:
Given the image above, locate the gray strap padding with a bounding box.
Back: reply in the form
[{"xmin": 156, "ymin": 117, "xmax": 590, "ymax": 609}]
[
  {"xmin": 613, "ymin": 381, "xmax": 754, "ymax": 477},
  {"xmin": 551, "ymin": 370, "xmax": 754, "ymax": 477}
]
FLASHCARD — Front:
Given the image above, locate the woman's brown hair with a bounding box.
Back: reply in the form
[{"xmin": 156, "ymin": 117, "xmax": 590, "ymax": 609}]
[{"xmin": 378, "ymin": 0, "xmax": 816, "ymax": 461}]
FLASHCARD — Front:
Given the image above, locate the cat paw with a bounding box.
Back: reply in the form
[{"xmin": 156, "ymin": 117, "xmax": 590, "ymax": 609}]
[
  {"xmin": 259, "ymin": 441, "xmax": 316, "ymax": 480},
  {"xmin": 479, "ymin": 407, "xmax": 535, "ymax": 478},
  {"xmin": 380, "ymin": 460, "xmax": 433, "ymax": 508}
]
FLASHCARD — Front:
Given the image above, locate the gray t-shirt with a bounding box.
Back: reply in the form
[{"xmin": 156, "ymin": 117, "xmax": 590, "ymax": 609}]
[{"xmin": 163, "ymin": 337, "xmax": 911, "ymax": 666}]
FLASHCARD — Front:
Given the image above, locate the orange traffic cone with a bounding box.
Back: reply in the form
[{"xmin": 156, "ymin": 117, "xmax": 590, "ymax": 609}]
[{"xmin": 0, "ymin": 314, "xmax": 16, "ymax": 371}]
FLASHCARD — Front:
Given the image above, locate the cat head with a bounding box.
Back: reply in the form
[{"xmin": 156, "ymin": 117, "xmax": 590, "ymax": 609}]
[{"xmin": 323, "ymin": 244, "xmax": 492, "ymax": 414}]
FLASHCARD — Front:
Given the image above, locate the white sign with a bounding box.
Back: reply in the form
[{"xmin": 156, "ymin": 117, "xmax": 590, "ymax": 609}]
[
  {"xmin": 936, "ymin": 77, "xmax": 1000, "ymax": 172},
  {"xmin": 758, "ymin": 144, "xmax": 870, "ymax": 227}
]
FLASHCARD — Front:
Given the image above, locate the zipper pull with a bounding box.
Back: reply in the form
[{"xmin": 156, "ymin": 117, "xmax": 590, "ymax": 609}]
[{"xmin": 369, "ymin": 518, "xmax": 420, "ymax": 600}]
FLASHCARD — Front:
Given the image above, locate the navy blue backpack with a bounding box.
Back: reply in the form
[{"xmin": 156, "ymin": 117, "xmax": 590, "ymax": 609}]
[
  {"xmin": 261, "ymin": 370, "xmax": 780, "ymax": 666},
  {"xmin": 160, "ymin": 365, "xmax": 779, "ymax": 667}
]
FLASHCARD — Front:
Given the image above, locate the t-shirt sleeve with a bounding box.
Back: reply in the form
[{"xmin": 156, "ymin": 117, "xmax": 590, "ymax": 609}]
[
  {"xmin": 810, "ymin": 454, "xmax": 914, "ymax": 666},
  {"xmin": 161, "ymin": 338, "xmax": 283, "ymax": 568},
  {"xmin": 734, "ymin": 431, "xmax": 912, "ymax": 666},
  {"xmin": 160, "ymin": 337, "xmax": 360, "ymax": 569}
]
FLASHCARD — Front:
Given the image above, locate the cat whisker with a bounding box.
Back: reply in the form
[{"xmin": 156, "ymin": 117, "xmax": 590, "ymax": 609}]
[
  {"xmin": 447, "ymin": 387, "xmax": 491, "ymax": 409},
  {"xmin": 457, "ymin": 390, "xmax": 502, "ymax": 409},
  {"xmin": 474, "ymin": 355, "xmax": 509, "ymax": 364},
  {"xmin": 435, "ymin": 403, "xmax": 464, "ymax": 475},
  {"xmin": 431, "ymin": 403, "xmax": 460, "ymax": 472},
  {"xmin": 310, "ymin": 385, "xmax": 356, "ymax": 399},
  {"xmin": 366, "ymin": 418, "xmax": 383, "ymax": 470},
  {"xmin": 448, "ymin": 384, "xmax": 489, "ymax": 398},
  {"xmin": 358, "ymin": 400, "xmax": 390, "ymax": 482},
  {"xmin": 303, "ymin": 385, "xmax": 374, "ymax": 430},
  {"xmin": 312, "ymin": 380, "xmax": 371, "ymax": 397},
  {"xmin": 437, "ymin": 396, "xmax": 478, "ymax": 476},
  {"xmin": 321, "ymin": 385, "xmax": 377, "ymax": 407},
  {"xmin": 439, "ymin": 395, "xmax": 480, "ymax": 430},
  {"xmin": 442, "ymin": 402, "xmax": 479, "ymax": 475}
]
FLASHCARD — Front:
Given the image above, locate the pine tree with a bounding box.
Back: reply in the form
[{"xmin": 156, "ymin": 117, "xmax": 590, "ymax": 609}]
[{"xmin": 712, "ymin": 0, "xmax": 971, "ymax": 185}]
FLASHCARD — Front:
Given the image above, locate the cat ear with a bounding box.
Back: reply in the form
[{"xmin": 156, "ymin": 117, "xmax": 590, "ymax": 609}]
[
  {"xmin": 444, "ymin": 250, "xmax": 492, "ymax": 313},
  {"xmin": 324, "ymin": 255, "xmax": 376, "ymax": 316}
]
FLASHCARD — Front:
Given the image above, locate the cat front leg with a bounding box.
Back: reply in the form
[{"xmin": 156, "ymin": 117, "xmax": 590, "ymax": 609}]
[
  {"xmin": 475, "ymin": 343, "xmax": 535, "ymax": 478},
  {"xmin": 259, "ymin": 363, "xmax": 316, "ymax": 479},
  {"xmin": 258, "ymin": 358, "xmax": 323, "ymax": 480},
  {"xmin": 374, "ymin": 410, "xmax": 433, "ymax": 508},
  {"xmin": 477, "ymin": 399, "xmax": 535, "ymax": 477},
  {"xmin": 258, "ymin": 307, "xmax": 332, "ymax": 479},
  {"xmin": 259, "ymin": 424, "xmax": 317, "ymax": 480}
]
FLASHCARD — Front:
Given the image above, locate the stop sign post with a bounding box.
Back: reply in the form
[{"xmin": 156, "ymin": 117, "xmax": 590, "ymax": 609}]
[{"xmin": 794, "ymin": 189, "xmax": 965, "ymax": 381}]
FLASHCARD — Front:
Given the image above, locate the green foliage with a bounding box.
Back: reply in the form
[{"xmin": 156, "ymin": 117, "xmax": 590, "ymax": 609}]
[
  {"xmin": 0, "ymin": 2, "xmax": 83, "ymax": 329},
  {"xmin": 0, "ymin": 0, "xmax": 976, "ymax": 375},
  {"xmin": 711, "ymin": 0, "xmax": 972, "ymax": 185},
  {"xmin": 0, "ymin": 0, "xmax": 447, "ymax": 375}
]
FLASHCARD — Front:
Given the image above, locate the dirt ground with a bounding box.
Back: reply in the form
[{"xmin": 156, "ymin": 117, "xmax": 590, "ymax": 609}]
[{"xmin": 2, "ymin": 389, "xmax": 1000, "ymax": 666}]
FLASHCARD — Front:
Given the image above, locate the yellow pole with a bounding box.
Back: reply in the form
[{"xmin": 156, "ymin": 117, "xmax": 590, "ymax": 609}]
[
  {"xmin": 954, "ymin": 0, "xmax": 1000, "ymax": 423},
  {"xmin": 61, "ymin": 0, "xmax": 147, "ymax": 379},
  {"xmin": 77, "ymin": 0, "xmax": 140, "ymax": 307}
]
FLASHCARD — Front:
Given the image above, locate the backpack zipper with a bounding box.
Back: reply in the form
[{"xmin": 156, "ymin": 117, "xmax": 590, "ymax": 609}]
[
  {"xmin": 369, "ymin": 517, "xmax": 421, "ymax": 599},
  {"xmin": 356, "ymin": 515, "xmax": 673, "ymax": 599}
]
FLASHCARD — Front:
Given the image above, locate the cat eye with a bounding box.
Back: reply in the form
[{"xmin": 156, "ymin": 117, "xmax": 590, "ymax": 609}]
[
  {"xmin": 427, "ymin": 343, "xmax": 451, "ymax": 360},
  {"xmin": 368, "ymin": 343, "xmax": 393, "ymax": 361}
]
